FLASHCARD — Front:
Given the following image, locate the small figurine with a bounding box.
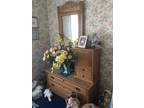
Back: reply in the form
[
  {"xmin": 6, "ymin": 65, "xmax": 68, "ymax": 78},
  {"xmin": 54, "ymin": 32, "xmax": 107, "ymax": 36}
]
[
  {"xmin": 44, "ymin": 88, "xmax": 53, "ymax": 102},
  {"xmin": 98, "ymin": 89, "xmax": 112, "ymax": 108},
  {"xmin": 91, "ymin": 33, "xmax": 101, "ymax": 48},
  {"xmin": 66, "ymin": 92, "xmax": 80, "ymax": 108}
]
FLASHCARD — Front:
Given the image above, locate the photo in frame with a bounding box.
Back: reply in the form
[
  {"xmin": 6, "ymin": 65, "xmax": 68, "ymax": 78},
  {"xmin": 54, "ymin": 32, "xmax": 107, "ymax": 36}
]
[
  {"xmin": 78, "ymin": 36, "xmax": 88, "ymax": 48},
  {"xmin": 32, "ymin": 17, "xmax": 38, "ymax": 28},
  {"xmin": 32, "ymin": 30, "xmax": 39, "ymax": 40}
]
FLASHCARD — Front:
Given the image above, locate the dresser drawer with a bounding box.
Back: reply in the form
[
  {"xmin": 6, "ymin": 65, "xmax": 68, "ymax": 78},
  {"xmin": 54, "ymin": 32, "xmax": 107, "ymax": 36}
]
[
  {"xmin": 64, "ymin": 81, "xmax": 87, "ymax": 94},
  {"xmin": 75, "ymin": 71, "xmax": 92, "ymax": 82},
  {"xmin": 48, "ymin": 81, "xmax": 69, "ymax": 98},
  {"xmin": 75, "ymin": 50, "xmax": 92, "ymax": 66},
  {"xmin": 75, "ymin": 66, "xmax": 92, "ymax": 74},
  {"xmin": 48, "ymin": 74, "xmax": 64, "ymax": 83}
]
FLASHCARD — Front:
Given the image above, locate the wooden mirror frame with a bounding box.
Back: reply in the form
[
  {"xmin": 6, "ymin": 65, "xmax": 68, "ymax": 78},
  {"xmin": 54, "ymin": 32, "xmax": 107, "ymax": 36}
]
[{"xmin": 57, "ymin": 1, "xmax": 84, "ymax": 38}]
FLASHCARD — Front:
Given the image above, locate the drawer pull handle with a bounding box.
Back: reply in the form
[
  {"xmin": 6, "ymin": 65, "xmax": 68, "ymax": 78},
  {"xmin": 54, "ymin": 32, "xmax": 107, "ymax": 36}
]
[
  {"xmin": 51, "ymin": 76, "xmax": 54, "ymax": 79},
  {"xmin": 51, "ymin": 83, "xmax": 55, "ymax": 86},
  {"xmin": 76, "ymin": 87, "xmax": 81, "ymax": 92},
  {"xmin": 82, "ymin": 75, "xmax": 85, "ymax": 78},
  {"xmin": 82, "ymin": 68, "xmax": 85, "ymax": 71}
]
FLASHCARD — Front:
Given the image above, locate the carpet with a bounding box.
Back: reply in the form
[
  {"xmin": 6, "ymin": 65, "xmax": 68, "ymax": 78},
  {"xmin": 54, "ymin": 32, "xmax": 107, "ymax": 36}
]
[{"xmin": 33, "ymin": 93, "xmax": 66, "ymax": 108}]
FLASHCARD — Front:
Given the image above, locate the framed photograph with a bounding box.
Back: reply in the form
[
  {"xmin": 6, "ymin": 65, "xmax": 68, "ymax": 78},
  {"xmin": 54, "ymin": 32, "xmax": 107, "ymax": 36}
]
[
  {"xmin": 32, "ymin": 30, "xmax": 39, "ymax": 40},
  {"xmin": 32, "ymin": 17, "xmax": 38, "ymax": 28},
  {"xmin": 78, "ymin": 36, "xmax": 88, "ymax": 48}
]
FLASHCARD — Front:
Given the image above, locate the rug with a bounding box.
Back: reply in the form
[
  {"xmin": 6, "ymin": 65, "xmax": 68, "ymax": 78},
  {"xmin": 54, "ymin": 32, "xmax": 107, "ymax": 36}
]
[{"xmin": 33, "ymin": 93, "xmax": 66, "ymax": 108}]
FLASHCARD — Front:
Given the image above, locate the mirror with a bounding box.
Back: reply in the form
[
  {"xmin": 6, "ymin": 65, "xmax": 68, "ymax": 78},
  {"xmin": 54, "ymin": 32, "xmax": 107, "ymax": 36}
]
[
  {"xmin": 62, "ymin": 14, "xmax": 78, "ymax": 41},
  {"xmin": 58, "ymin": 1, "xmax": 84, "ymax": 42}
]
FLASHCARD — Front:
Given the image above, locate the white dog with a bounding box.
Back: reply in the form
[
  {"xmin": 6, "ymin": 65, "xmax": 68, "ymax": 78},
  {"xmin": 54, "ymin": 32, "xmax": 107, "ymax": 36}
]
[
  {"xmin": 32, "ymin": 85, "xmax": 43, "ymax": 99},
  {"xmin": 32, "ymin": 101, "xmax": 39, "ymax": 108},
  {"xmin": 44, "ymin": 88, "xmax": 53, "ymax": 102}
]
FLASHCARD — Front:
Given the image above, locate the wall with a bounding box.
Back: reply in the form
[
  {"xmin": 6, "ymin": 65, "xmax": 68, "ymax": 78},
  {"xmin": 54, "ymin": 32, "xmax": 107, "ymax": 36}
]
[
  {"xmin": 47, "ymin": 0, "xmax": 113, "ymax": 91},
  {"xmin": 32, "ymin": 0, "xmax": 50, "ymax": 80}
]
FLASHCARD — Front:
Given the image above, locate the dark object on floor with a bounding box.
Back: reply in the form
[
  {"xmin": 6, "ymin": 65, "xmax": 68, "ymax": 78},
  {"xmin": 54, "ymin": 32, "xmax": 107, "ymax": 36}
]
[{"xmin": 33, "ymin": 93, "xmax": 66, "ymax": 108}]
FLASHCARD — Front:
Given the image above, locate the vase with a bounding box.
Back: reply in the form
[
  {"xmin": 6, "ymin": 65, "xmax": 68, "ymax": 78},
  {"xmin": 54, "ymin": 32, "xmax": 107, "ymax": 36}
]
[{"xmin": 60, "ymin": 62, "xmax": 74, "ymax": 76}]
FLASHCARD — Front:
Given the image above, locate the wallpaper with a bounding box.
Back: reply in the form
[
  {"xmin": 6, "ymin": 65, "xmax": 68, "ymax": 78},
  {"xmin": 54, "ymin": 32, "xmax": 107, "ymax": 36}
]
[
  {"xmin": 32, "ymin": 0, "xmax": 50, "ymax": 80},
  {"xmin": 47, "ymin": 0, "xmax": 113, "ymax": 91}
]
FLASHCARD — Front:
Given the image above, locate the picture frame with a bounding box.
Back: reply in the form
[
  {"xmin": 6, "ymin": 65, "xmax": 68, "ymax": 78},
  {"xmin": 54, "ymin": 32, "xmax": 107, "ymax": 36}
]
[
  {"xmin": 78, "ymin": 36, "xmax": 88, "ymax": 48},
  {"xmin": 32, "ymin": 29, "xmax": 39, "ymax": 40},
  {"xmin": 32, "ymin": 17, "xmax": 38, "ymax": 28}
]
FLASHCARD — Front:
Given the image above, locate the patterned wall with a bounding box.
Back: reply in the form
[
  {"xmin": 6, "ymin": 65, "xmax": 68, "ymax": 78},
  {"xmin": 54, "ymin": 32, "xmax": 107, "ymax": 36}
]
[
  {"xmin": 32, "ymin": 0, "xmax": 50, "ymax": 80},
  {"xmin": 47, "ymin": 0, "xmax": 113, "ymax": 91}
]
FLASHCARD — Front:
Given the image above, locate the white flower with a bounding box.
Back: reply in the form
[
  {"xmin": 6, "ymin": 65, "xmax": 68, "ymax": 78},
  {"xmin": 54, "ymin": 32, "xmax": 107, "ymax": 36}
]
[
  {"xmin": 43, "ymin": 57, "xmax": 46, "ymax": 61},
  {"xmin": 45, "ymin": 50, "xmax": 49, "ymax": 54},
  {"xmin": 50, "ymin": 48, "xmax": 53, "ymax": 52},
  {"xmin": 52, "ymin": 51, "xmax": 56, "ymax": 55},
  {"xmin": 44, "ymin": 53, "xmax": 46, "ymax": 57},
  {"xmin": 47, "ymin": 55, "xmax": 49, "ymax": 59}
]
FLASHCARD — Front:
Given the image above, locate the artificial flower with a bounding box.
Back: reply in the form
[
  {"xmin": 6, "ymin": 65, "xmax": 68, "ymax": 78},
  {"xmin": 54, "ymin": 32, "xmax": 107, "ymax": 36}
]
[
  {"xmin": 68, "ymin": 55, "xmax": 72, "ymax": 59},
  {"xmin": 42, "ymin": 33, "xmax": 75, "ymax": 73},
  {"xmin": 43, "ymin": 57, "xmax": 46, "ymax": 61},
  {"xmin": 45, "ymin": 50, "xmax": 49, "ymax": 54}
]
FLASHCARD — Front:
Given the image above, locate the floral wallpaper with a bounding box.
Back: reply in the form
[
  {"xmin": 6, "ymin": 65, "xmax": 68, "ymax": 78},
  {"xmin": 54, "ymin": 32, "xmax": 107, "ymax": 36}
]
[
  {"xmin": 32, "ymin": 0, "xmax": 50, "ymax": 80},
  {"xmin": 47, "ymin": 0, "xmax": 113, "ymax": 91},
  {"xmin": 32, "ymin": 0, "xmax": 113, "ymax": 92}
]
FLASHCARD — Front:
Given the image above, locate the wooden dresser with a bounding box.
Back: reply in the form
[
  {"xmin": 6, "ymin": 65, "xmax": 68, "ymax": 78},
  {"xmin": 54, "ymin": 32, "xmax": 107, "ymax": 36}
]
[{"xmin": 45, "ymin": 48, "xmax": 101, "ymax": 104}]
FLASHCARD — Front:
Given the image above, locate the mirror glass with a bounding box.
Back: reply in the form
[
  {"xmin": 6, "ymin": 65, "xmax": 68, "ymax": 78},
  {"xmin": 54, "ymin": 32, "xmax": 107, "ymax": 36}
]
[{"xmin": 62, "ymin": 14, "xmax": 78, "ymax": 42}]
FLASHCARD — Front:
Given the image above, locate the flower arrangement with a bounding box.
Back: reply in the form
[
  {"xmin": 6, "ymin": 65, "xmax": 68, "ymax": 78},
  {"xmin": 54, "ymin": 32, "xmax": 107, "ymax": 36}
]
[{"xmin": 43, "ymin": 33, "xmax": 75, "ymax": 75}]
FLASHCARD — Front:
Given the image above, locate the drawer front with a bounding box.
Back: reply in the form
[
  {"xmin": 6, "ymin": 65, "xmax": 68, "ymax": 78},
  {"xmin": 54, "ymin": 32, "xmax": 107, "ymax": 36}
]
[
  {"xmin": 76, "ymin": 71, "xmax": 92, "ymax": 82},
  {"xmin": 64, "ymin": 81, "xmax": 87, "ymax": 94},
  {"xmin": 47, "ymin": 74, "xmax": 89, "ymax": 103},
  {"xmin": 48, "ymin": 74, "xmax": 87, "ymax": 95},
  {"xmin": 75, "ymin": 66, "xmax": 92, "ymax": 74},
  {"xmin": 48, "ymin": 80, "xmax": 89, "ymax": 103},
  {"xmin": 75, "ymin": 50, "xmax": 92, "ymax": 66},
  {"xmin": 48, "ymin": 74, "xmax": 64, "ymax": 83},
  {"xmin": 75, "ymin": 65, "xmax": 92, "ymax": 82},
  {"xmin": 48, "ymin": 81, "xmax": 69, "ymax": 98},
  {"xmin": 64, "ymin": 82, "xmax": 88, "ymax": 104}
]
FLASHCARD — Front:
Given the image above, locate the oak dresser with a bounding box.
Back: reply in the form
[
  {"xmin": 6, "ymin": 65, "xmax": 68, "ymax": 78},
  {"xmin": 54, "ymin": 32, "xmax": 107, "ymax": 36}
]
[{"xmin": 45, "ymin": 48, "xmax": 101, "ymax": 104}]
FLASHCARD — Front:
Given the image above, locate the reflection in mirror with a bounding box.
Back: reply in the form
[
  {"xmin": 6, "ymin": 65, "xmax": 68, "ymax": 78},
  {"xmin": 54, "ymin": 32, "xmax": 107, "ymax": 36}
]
[{"xmin": 62, "ymin": 14, "xmax": 78, "ymax": 42}]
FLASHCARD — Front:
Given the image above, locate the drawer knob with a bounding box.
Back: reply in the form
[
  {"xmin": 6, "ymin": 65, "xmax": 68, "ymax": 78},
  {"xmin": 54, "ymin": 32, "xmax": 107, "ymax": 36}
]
[
  {"xmin": 82, "ymin": 75, "xmax": 85, "ymax": 78},
  {"xmin": 76, "ymin": 87, "xmax": 81, "ymax": 92},
  {"xmin": 82, "ymin": 68, "xmax": 85, "ymax": 71},
  {"xmin": 51, "ymin": 83, "xmax": 55, "ymax": 86},
  {"xmin": 51, "ymin": 76, "xmax": 54, "ymax": 79}
]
